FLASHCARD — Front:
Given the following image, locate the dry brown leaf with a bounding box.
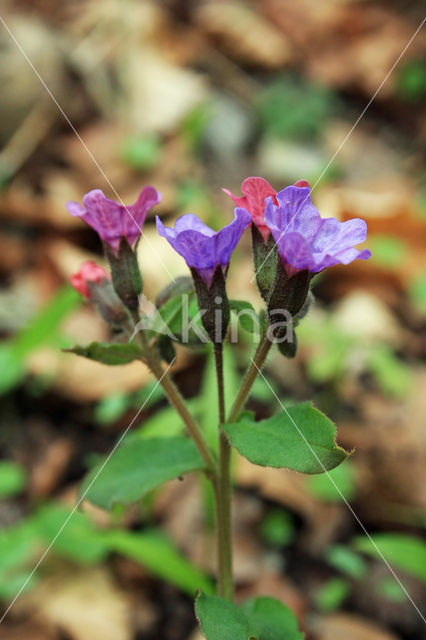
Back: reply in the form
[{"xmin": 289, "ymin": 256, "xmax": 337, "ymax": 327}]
[
  {"xmin": 196, "ymin": 1, "xmax": 293, "ymax": 68},
  {"xmin": 16, "ymin": 566, "xmax": 132, "ymax": 640},
  {"xmin": 313, "ymin": 612, "xmax": 401, "ymax": 640}
]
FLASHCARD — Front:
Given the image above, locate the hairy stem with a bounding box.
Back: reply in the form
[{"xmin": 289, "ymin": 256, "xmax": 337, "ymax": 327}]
[
  {"xmin": 133, "ymin": 317, "xmax": 217, "ymax": 474},
  {"xmin": 214, "ymin": 344, "xmax": 234, "ymax": 601}
]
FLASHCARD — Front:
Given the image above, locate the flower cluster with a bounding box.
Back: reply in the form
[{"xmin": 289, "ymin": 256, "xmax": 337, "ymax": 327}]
[{"xmin": 68, "ymin": 178, "xmax": 370, "ymax": 332}]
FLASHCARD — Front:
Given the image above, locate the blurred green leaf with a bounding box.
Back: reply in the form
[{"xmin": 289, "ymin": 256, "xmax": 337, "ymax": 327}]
[
  {"xmin": 261, "ymin": 509, "xmax": 295, "ymax": 547},
  {"xmin": 33, "ymin": 504, "xmax": 109, "ymax": 564},
  {"xmin": 82, "ymin": 437, "xmax": 205, "ymax": 509},
  {"xmin": 369, "ymin": 235, "xmax": 407, "ymax": 267},
  {"xmin": 396, "ymin": 60, "xmax": 426, "ymax": 101},
  {"xmin": 0, "ymin": 461, "xmax": 27, "ymax": 498},
  {"xmin": 66, "ymin": 341, "xmax": 143, "ymax": 365},
  {"xmin": 224, "ymin": 402, "xmax": 349, "ymax": 474},
  {"xmin": 409, "ymin": 273, "xmax": 426, "ymax": 315},
  {"xmin": 120, "ymin": 134, "xmax": 162, "ymax": 171},
  {"xmin": 106, "ymin": 529, "xmax": 213, "ymax": 596},
  {"xmin": 257, "ymin": 75, "xmax": 337, "ymax": 140},
  {"xmin": 353, "ymin": 534, "xmax": 426, "ymax": 583},
  {"xmin": 376, "ymin": 578, "xmax": 407, "ymax": 602},
  {"xmin": 94, "ymin": 392, "xmax": 129, "ymax": 425},
  {"xmin": 0, "ymin": 286, "xmax": 80, "ymax": 394},
  {"xmin": 180, "ymin": 102, "xmax": 212, "ymax": 152},
  {"xmin": 326, "ymin": 545, "xmax": 367, "ymax": 579},
  {"xmin": 367, "ymin": 344, "xmax": 411, "ymax": 397},
  {"xmin": 307, "ymin": 460, "xmax": 356, "ymax": 502},
  {"xmin": 314, "ymin": 577, "xmax": 350, "ymax": 612},
  {"xmin": 229, "ymin": 300, "xmax": 258, "ymax": 334}
]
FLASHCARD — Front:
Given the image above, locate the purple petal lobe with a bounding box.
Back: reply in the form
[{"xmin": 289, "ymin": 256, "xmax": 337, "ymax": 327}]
[
  {"xmin": 156, "ymin": 209, "xmax": 251, "ymax": 284},
  {"xmin": 265, "ymin": 185, "xmax": 371, "ymax": 274},
  {"xmin": 66, "ymin": 186, "xmax": 161, "ymax": 253}
]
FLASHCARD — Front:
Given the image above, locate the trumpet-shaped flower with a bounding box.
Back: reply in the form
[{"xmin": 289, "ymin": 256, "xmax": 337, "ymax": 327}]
[
  {"xmin": 223, "ymin": 177, "xmax": 310, "ymax": 241},
  {"xmin": 66, "ymin": 187, "xmax": 161, "ymax": 254},
  {"xmin": 264, "ymin": 185, "xmax": 371, "ymax": 274},
  {"xmin": 156, "ymin": 210, "xmax": 251, "ymax": 286}
]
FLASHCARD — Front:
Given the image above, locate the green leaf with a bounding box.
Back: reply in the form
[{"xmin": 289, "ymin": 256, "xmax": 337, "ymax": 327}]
[
  {"xmin": 224, "ymin": 402, "xmax": 349, "ymax": 474},
  {"xmin": 106, "ymin": 530, "xmax": 213, "ymax": 596},
  {"xmin": 0, "ymin": 461, "xmax": 27, "ymax": 498},
  {"xmin": 0, "ymin": 286, "xmax": 80, "ymax": 393},
  {"xmin": 369, "ymin": 235, "xmax": 407, "ymax": 267},
  {"xmin": 353, "ymin": 534, "xmax": 426, "ymax": 583},
  {"xmin": 367, "ymin": 344, "xmax": 411, "ymax": 397},
  {"xmin": 307, "ymin": 460, "xmax": 355, "ymax": 502},
  {"xmin": 120, "ymin": 134, "xmax": 162, "ymax": 171},
  {"xmin": 314, "ymin": 578, "xmax": 350, "ymax": 612},
  {"xmin": 195, "ymin": 593, "xmax": 304, "ymax": 640},
  {"xmin": 230, "ymin": 300, "xmax": 258, "ymax": 334},
  {"xmin": 326, "ymin": 545, "xmax": 367, "ymax": 579},
  {"xmin": 195, "ymin": 592, "xmax": 249, "ymax": 640},
  {"xmin": 33, "ymin": 504, "xmax": 109, "ymax": 564},
  {"xmin": 66, "ymin": 341, "xmax": 143, "ymax": 365},
  {"xmin": 82, "ymin": 437, "xmax": 205, "ymax": 509},
  {"xmin": 243, "ymin": 596, "xmax": 304, "ymax": 639},
  {"xmin": 261, "ymin": 510, "xmax": 294, "ymax": 547},
  {"xmin": 376, "ymin": 578, "xmax": 407, "ymax": 602}
]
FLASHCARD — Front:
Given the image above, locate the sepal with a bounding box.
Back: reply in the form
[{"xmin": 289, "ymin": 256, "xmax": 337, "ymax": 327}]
[
  {"xmin": 87, "ymin": 279, "xmax": 130, "ymax": 326},
  {"xmin": 268, "ymin": 259, "xmax": 311, "ymax": 318},
  {"xmin": 106, "ymin": 237, "xmax": 143, "ymax": 310},
  {"xmin": 190, "ymin": 266, "xmax": 230, "ymax": 344},
  {"xmin": 251, "ymin": 224, "xmax": 278, "ymax": 302}
]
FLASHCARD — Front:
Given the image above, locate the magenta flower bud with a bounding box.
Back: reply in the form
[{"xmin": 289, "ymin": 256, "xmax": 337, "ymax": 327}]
[
  {"xmin": 66, "ymin": 187, "xmax": 161, "ymax": 254},
  {"xmin": 264, "ymin": 185, "xmax": 371, "ymax": 275},
  {"xmin": 70, "ymin": 261, "xmax": 109, "ymax": 299},
  {"xmin": 156, "ymin": 210, "xmax": 251, "ymax": 286}
]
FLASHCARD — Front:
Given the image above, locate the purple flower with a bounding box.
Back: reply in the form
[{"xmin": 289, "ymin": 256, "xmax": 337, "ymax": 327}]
[
  {"xmin": 156, "ymin": 210, "xmax": 251, "ymax": 285},
  {"xmin": 66, "ymin": 187, "xmax": 161, "ymax": 254},
  {"xmin": 264, "ymin": 185, "xmax": 371, "ymax": 274}
]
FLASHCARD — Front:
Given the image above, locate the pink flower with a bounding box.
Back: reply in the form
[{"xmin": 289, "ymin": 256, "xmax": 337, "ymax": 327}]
[
  {"xmin": 70, "ymin": 261, "xmax": 109, "ymax": 298},
  {"xmin": 223, "ymin": 177, "xmax": 310, "ymax": 241},
  {"xmin": 66, "ymin": 187, "xmax": 161, "ymax": 254}
]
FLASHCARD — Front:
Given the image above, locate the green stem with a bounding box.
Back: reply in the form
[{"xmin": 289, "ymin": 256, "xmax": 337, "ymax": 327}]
[
  {"xmin": 227, "ymin": 333, "xmax": 272, "ymax": 423},
  {"xmin": 214, "ymin": 344, "xmax": 233, "ymax": 601},
  {"xmin": 133, "ymin": 315, "xmax": 217, "ymax": 474}
]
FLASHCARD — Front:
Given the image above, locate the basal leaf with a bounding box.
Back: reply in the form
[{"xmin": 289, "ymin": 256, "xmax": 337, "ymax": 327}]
[
  {"xmin": 195, "ymin": 592, "xmax": 248, "ymax": 640},
  {"xmin": 82, "ymin": 437, "xmax": 205, "ymax": 509},
  {"xmin": 66, "ymin": 341, "xmax": 143, "ymax": 365},
  {"xmin": 224, "ymin": 402, "xmax": 348, "ymax": 474},
  {"xmin": 195, "ymin": 593, "xmax": 304, "ymax": 640},
  {"xmin": 243, "ymin": 596, "xmax": 304, "ymax": 640}
]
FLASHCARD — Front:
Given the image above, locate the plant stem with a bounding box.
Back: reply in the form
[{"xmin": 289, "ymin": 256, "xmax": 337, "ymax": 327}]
[
  {"xmin": 132, "ymin": 316, "xmax": 217, "ymax": 474},
  {"xmin": 214, "ymin": 344, "xmax": 234, "ymax": 601},
  {"xmin": 228, "ymin": 333, "xmax": 272, "ymax": 423}
]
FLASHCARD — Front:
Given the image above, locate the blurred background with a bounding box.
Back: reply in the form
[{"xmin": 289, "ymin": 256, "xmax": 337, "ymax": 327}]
[{"xmin": 0, "ymin": 1, "xmax": 425, "ymax": 639}]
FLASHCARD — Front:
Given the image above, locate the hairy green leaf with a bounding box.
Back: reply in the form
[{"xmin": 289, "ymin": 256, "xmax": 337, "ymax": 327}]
[
  {"xmin": 196, "ymin": 593, "xmax": 304, "ymax": 640},
  {"xmin": 82, "ymin": 437, "xmax": 205, "ymax": 508},
  {"xmin": 224, "ymin": 402, "xmax": 348, "ymax": 474},
  {"xmin": 66, "ymin": 341, "xmax": 143, "ymax": 365}
]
